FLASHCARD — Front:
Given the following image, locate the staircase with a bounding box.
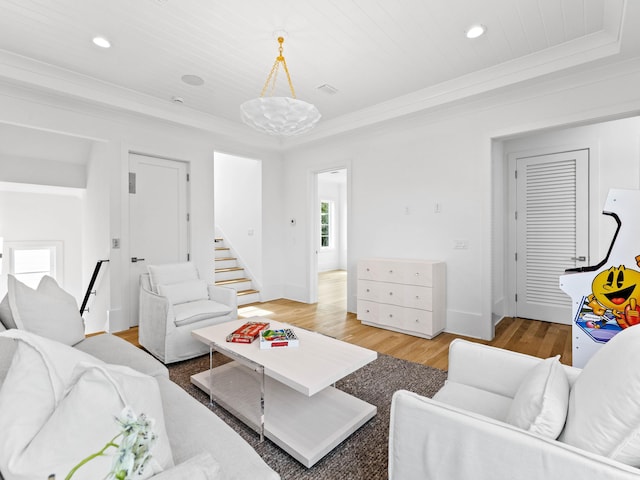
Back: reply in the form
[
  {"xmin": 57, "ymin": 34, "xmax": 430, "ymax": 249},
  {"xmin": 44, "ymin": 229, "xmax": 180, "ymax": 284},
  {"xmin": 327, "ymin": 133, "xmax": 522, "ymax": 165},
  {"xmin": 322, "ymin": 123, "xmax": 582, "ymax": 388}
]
[{"xmin": 214, "ymin": 237, "xmax": 260, "ymax": 306}]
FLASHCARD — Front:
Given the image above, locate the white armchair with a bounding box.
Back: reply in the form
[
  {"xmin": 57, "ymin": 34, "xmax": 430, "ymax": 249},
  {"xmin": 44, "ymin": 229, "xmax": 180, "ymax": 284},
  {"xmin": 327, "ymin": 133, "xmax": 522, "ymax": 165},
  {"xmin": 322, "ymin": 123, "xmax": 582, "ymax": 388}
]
[
  {"xmin": 138, "ymin": 262, "xmax": 237, "ymax": 364},
  {"xmin": 389, "ymin": 327, "xmax": 640, "ymax": 480}
]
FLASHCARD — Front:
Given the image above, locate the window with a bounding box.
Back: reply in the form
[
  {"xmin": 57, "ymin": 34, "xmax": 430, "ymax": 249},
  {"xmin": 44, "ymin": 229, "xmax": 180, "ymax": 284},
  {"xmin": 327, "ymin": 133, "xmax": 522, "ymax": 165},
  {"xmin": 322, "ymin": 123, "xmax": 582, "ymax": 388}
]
[
  {"xmin": 320, "ymin": 201, "xmax": 331, "ymax": 248},
  {"xmin": 6, "ymin": 241, "xmax": 61, "ymax": 289}
]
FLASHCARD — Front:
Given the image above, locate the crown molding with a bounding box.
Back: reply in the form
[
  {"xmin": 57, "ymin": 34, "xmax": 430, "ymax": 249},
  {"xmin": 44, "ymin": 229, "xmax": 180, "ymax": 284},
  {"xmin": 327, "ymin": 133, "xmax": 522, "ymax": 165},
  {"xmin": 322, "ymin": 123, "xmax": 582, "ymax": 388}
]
[
  {"xmin": 0, "ymin": 49, "xmax": 282, "ymax": 152},
  {"xmin": 284, "ymin": 30, "xmax": 625, "ymax": 149}
]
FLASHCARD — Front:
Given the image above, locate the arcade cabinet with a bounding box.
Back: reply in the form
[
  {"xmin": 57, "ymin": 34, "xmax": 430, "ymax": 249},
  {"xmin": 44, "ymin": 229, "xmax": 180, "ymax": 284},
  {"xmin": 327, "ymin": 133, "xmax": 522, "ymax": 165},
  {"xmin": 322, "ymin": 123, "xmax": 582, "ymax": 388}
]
[{"xmin": 560, "ymin": 189, "xmax": 640, "ymax": 367}]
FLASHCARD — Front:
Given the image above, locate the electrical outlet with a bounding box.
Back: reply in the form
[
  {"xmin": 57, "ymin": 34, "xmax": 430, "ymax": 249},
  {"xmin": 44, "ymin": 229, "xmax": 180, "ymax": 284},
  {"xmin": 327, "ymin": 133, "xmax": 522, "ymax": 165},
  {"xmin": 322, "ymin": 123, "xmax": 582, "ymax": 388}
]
[{"xmin": 454, "ymin": 239, "xmax": 469, "ymax": 249}]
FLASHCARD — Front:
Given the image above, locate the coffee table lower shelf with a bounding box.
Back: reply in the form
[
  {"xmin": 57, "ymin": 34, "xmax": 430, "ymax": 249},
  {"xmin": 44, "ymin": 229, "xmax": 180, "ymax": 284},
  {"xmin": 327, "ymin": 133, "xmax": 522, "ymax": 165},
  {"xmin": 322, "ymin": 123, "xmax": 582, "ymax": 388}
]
[{"xmin": 191, "ymin": 361, "xmax": 377, "ymax": 467}]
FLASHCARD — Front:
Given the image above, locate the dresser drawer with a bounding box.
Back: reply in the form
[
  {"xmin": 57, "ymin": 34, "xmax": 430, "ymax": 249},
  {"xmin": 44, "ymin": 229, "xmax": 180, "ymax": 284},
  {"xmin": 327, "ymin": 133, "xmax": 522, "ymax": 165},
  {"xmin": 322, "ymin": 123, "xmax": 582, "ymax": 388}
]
[
  {"xmin": 357, "ymin": 300, "xmax": 380, "ymax": 324},
  {"xmin": 359, "ymin": 301, "xmax": 439, "ymax": 338},
  {"xmin": 403, "ymin": 285, "xmax": 433, "ymax": 310},
  {"xmin": 357, "ymin": 280, "xmax": 407, "ymax": 306},
  {"xmin": 357, "ymin": 261, "xmax": 379, "ymax": 280},
  {"xmin": 359, "ymin": 280, "xmax": 432, "ymax": 310},
  {"xmin": 399, "ymin": 308, "xmax": 434, "ymax": 335},
  {"xmin": 361, "ymin": 259, "xmax": 435, "ymax": 286}
]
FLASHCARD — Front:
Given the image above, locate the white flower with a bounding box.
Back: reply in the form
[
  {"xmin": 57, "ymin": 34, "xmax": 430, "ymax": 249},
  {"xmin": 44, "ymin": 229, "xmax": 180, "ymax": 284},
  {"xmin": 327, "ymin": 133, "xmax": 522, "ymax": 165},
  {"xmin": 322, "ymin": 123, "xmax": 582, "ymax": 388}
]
[
  {"xmin": 65, "ymin": 406, "xmax": 157, "ymax": 480},
  {"xmin": 108, "ymin": 407, "xmax": 158, "ymax": 479}
]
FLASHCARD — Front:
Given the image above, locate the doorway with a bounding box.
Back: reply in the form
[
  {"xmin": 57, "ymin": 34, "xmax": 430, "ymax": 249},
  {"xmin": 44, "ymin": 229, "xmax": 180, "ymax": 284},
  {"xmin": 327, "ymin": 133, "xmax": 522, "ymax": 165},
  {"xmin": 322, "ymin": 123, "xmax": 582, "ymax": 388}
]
[
  {"xmin": 509, "ymin": 149, "xmax": 589, "ymax": 324},
  {"xmin": 313, "ymin": 169, "xmax": 348, "ymax": 309},
  {"xmin": 128, "ymin": 153, "xmax": 190, "ymax": 326}
]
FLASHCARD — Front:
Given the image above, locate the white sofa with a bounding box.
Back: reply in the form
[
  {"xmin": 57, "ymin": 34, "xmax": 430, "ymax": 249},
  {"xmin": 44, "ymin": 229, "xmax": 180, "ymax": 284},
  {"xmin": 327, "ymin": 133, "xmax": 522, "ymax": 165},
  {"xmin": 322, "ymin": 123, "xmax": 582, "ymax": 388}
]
[
  {"xmin": 139, "ymin": 262, "xmax": 237, "ymax": 364},
  {"xmin": 389, "ymin": 329, "xmax": 640, "ymax": 480},
  {"xmin": 0, "ymin": 274, "xmax": 278, "ymax": 480}
]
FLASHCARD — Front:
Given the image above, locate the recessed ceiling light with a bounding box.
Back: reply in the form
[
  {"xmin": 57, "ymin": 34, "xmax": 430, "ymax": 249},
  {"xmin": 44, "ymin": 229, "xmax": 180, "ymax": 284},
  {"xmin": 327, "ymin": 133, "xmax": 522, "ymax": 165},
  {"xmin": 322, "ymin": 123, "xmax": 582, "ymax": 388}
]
[
  {"xmin": 465, "ymin": 24, "xmax": 487, "ymax": 39},
  {"xmin": 181, "ymin": 74, "xmax": 204, "ymax": 86},
  {"xmin": 92, "ymin": 36, "xmax": 111, "ymax": 48}
]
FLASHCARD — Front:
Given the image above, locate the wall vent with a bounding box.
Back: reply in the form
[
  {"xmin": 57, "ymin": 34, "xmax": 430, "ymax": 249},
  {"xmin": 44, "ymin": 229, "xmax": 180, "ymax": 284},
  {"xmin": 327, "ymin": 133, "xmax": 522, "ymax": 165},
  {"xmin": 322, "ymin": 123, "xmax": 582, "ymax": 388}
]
[{"xmin": 317, "ymin": 84, "xmax": 339, "ymax": 95}]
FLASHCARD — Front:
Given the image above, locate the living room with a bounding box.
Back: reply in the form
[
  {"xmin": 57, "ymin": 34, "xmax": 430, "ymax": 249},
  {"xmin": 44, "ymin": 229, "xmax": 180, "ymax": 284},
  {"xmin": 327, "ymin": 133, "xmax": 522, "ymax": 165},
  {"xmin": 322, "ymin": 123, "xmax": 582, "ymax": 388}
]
[
  {"xmin": 1, "ymin": 4, "xmax": 639, "ymax": 339},
  {"xmin": 3, "ymin": 1, "xmax": 640, "ymax": 479}
]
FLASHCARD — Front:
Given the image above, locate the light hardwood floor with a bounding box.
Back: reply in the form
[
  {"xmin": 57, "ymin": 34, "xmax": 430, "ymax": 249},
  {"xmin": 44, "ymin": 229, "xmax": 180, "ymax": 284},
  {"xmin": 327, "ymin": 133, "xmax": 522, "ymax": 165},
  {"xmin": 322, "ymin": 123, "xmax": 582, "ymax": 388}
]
[{"xmin": 116, "ymin": 270, "xmax": 572, "ymax": 370}]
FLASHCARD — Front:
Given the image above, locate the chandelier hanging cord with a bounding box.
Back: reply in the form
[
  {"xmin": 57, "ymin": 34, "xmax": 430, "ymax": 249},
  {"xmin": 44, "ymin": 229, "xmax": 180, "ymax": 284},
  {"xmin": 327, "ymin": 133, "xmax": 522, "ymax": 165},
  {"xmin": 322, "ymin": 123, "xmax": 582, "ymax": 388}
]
[{"xmin": 260, "ymin": 36, "xmax": 297, "ymax": 99}]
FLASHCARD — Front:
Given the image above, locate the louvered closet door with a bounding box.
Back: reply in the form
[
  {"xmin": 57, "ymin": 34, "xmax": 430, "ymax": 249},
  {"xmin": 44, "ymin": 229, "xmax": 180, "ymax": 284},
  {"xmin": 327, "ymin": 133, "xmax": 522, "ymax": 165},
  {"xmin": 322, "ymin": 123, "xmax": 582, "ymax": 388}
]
[{"xmin": 515, "ymin": 150, "xmax": 589, "ymax": 324}]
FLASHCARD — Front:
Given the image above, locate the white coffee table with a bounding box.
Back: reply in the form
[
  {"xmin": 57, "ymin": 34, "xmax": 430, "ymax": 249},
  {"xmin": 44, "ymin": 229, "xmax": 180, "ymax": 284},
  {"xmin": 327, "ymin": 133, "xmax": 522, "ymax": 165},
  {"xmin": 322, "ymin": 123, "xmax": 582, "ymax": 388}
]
[{"xmin": 190, "ymin": 317, "xmax": 377, "ymax": 467}]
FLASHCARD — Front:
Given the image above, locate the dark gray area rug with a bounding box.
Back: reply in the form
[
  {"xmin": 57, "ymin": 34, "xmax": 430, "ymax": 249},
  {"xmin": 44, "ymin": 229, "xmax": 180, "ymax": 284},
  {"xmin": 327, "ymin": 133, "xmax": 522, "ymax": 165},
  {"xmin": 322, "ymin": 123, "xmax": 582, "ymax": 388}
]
[{"xmin": 168, "ymin": 353, "xmax": 447, "ymax": 480}]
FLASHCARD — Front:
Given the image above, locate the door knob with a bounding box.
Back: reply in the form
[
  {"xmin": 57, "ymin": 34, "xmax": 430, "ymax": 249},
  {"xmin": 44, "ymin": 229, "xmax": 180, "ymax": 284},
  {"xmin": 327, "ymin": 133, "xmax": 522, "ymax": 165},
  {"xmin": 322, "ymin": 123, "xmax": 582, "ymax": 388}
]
[{"xmin": 131, "ymin": 257, "xmax": 146, "ymax": 263}]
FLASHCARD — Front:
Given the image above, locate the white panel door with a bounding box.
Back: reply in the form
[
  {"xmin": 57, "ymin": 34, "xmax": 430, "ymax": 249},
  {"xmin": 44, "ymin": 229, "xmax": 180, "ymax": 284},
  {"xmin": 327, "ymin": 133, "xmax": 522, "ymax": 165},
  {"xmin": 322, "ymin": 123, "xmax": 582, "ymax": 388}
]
[
  {"xmin": 129, "ymin": 154, "xmax": 189, "ymax": 326},
  {"xmin": 515, "ymin": 150, "xmax": 589, "ymax": 324}
]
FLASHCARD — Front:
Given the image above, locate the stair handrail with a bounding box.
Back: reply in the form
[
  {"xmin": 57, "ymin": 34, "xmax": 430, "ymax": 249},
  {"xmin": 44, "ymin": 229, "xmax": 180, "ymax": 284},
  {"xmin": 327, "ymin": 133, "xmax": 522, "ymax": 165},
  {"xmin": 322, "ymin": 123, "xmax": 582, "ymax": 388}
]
[{"xmin": 80, "ymin": 259, "xmax": 109, "ymax": 315}]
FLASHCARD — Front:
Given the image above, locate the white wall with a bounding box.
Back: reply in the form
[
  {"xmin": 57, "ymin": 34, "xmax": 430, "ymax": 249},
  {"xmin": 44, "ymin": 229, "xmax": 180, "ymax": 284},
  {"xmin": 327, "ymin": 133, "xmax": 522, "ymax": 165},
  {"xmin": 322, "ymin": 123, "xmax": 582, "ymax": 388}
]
[
  {"xmin": 0, "ymin": 83, "xmax": 285, "ymax": 332},
  {"xmin": 283, "ymin": 57, "xmax": 640, "ymax": 340},
  {"xmin": 81, "ymin": 141, "xmax": 111, "ymax": 333},
  {"xmin": 339, "ymin": 180, "xmax": 347, "ymax": 269},
  {"xmin": 0, "ymin": 189, "xmax": 83, "ymax": 302},
  {"xmin": 214, "ymin": 152, "xmax": 263, "ymax": 289},
  {"xmin": 0, "ymin": 156, "xmax": 86, "ymax": 188}
]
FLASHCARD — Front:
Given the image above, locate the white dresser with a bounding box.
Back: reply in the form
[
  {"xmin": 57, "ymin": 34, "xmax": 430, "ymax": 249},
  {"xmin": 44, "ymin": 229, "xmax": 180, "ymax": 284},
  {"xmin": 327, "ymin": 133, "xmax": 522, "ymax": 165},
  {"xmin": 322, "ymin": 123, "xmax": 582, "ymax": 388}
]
[{"xmin": 357, "ymin": 258, "xmax": 446, "ymax": 339}]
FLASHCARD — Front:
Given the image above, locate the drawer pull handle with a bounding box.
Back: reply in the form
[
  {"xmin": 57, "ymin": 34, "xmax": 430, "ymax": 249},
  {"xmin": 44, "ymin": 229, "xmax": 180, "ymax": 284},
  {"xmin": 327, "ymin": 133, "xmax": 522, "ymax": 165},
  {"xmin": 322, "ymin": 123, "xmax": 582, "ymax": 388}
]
[
  {"xmin": 389, "ymin": 292, "xmax": 393, "ymax": 296},
  {"xmin": 366, "ymin": 268, "xmax": 370, "ymax": 272},
  {"xmin": 389, "ymin": 270, "xmax": 394, "ymax": 274},
  {"xmin": 366, "ymin": 309, "xmax": 370, "ymax": 313},
  {"xmin": 389, "ymin": 314, "xmax": 393, "ymax": 318},
  {"xmin": 415, "ymin": 272, "xmax": 420, "ymax": 276},
  {"xmin": 366, "ymin": 288, "xmax": 370, "ymax": 292},
  {"xmin": 415, "ymin": 318, "xmax": 419, "ymax": 323},
  {"xmin": 415, "ymin": 296, "xmax": 420, "ymax": 299}
]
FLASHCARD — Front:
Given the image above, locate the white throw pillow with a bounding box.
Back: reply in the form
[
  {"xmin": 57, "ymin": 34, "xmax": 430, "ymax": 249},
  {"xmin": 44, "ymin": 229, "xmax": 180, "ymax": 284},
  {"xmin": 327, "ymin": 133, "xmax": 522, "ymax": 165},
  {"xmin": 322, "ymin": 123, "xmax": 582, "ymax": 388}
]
[
  {"xmin": 0, "ymin": 329, "xmax": 104, "ymax": 475},
  {"xmin": 158, "ymin": 280, "xmax": 209, "ymax": 305},
  {"xmin": 7, "ymin": 275, "xmax": 85, "ymax": 346},
  {"xmin": 148, "ymin": 263, "xmax": 199, "ymax": 293},
  {"xmin": 0, "ymin": 330, "xmax": 174, "ymax": 479},
  {"xmin": 150, "ymin": 453, "xmax": 221, "ymax": 480},
  {"xmin": 505, "ymin": 355, "xmax": 569, "ymax": 439},
  {"xmin": 560, "ymin": 325, "xmax": 640, "ymax": 466},
  {"xmin": 0, "ymin": 294, "xmax": 15, "ymax": 329}
]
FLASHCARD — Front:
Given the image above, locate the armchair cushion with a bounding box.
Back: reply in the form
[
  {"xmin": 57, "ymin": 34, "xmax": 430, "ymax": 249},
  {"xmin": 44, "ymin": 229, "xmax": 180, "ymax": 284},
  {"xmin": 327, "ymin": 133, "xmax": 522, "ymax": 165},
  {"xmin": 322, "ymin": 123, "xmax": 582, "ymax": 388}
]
[
  {"xmin": 148, "ymin": 263, "xmax": 199, "ymax": 293},
  {"xmin": 173, "ymin": 300, "xmax": 233, "ymax": 327},
  {"xmin": 158, "ymin": 280, "xmax": 208, "ymax": 305},
  {"xmin": 433, "ymin": 381, "xmax": 512, "ymax": 422},
  {"xmin": 506, "ymin": 355, "xmax": 569, "ymax": 439},
  {"xmin": 560, "ymin": 324, "xmax": 640, "ymax": 466}
]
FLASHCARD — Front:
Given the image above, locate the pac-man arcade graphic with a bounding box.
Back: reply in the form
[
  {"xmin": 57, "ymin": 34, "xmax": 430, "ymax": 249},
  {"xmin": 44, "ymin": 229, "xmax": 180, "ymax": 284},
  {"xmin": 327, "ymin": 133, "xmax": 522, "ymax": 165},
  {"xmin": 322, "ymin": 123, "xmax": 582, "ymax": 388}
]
[{"xmin": 561, "ymin": 189, "xmax": 640, "ymax": 367}]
